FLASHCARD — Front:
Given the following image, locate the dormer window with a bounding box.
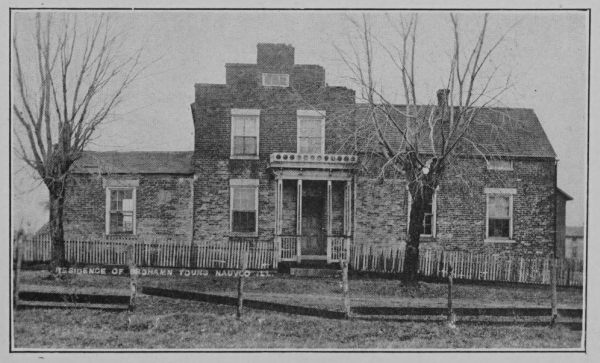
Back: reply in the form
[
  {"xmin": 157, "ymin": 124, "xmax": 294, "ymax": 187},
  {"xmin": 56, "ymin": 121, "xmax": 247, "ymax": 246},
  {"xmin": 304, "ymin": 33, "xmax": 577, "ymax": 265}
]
[
  {"xmin": 297, "ymin": 110, "xmax": 325, "ymax": 154},
  {"xmin": 487, "ymin": 159, "xmax": 513, "ymax": 171},
  {"xmin": 262, "ymin": 73, "xmax": 289, "ymax": 87}
]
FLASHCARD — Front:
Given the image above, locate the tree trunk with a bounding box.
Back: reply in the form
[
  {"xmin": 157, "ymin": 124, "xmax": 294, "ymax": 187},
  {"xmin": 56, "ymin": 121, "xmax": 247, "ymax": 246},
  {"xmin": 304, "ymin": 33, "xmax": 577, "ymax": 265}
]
[
  {"xmin": 403, "ymin": 186, "xmax": 433, "ymax": 283},
  {"xmin": 48, "ymin": 183, "xmax": 67, "ymax": 271}
]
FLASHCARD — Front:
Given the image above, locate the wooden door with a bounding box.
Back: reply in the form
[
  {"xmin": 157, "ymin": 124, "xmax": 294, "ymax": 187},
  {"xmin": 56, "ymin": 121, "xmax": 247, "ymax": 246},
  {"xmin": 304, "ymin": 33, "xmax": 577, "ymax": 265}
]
[{"xmin": 301, "ymin": 196, "xmax": 326, "ymax": 256}]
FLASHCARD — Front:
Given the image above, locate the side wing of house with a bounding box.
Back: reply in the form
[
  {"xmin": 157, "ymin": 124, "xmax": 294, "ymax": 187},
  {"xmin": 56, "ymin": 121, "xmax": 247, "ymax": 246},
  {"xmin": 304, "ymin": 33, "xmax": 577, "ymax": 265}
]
[{"xmin": 64, "ymin": 151, "xmax": 195, "ymax": 243}]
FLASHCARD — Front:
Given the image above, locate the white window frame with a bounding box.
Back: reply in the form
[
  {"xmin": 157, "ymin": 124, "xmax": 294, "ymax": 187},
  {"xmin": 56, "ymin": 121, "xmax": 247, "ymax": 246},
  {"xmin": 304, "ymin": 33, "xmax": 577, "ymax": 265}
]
[
  {"xmin": 407, "ymin": 187, "xmax": 438, "ymax": 238},
  {"xmin": 230, "ymin": 109, "xmax": 260, "ymax": 159},
  {"xmin": 229, "ymin": 179, "xmax": 259, "ymax": 236},
  {"xmin": 104, "ymin": 179, "xmax": 138, "ymax": 235},
  {"xmin": 484, "ymin": 187, "xmax": 516, "ymax": 243},
  {"xmin": 262, "ymin": 73, "xmax": 290, "ymax": 87},
  {"xmin": 296, "ymin": 110, "xmax": 326, "ymax": 154},
  {"xmin": 487, "ymin": 159, "xmax": 514, "ymax": 171}
]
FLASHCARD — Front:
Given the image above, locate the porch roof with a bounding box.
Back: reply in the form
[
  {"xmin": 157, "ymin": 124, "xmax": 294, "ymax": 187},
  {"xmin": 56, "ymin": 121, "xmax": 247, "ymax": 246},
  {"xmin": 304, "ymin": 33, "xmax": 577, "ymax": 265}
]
[{"xmin": 269, "ymin": 152, "xmax": 358, "ymax": 171}]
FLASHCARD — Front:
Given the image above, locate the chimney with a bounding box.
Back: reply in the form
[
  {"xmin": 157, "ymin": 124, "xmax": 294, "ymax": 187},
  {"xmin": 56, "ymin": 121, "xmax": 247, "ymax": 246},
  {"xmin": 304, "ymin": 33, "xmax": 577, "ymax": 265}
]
[
  {"xmin": 257, "ymin": 43, "xmax": 295, "ymax": 70},
  {"xmin": 436, "ymin": 89, "xmax": 450, "ymax": 106}
]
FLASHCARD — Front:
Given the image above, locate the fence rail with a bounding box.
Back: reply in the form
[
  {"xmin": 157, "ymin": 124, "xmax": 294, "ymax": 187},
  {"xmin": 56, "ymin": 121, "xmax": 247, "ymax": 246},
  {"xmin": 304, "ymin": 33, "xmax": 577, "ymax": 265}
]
[{"xmin": 20, "ymin": 237, "xmax": 583, "ymax": 286}]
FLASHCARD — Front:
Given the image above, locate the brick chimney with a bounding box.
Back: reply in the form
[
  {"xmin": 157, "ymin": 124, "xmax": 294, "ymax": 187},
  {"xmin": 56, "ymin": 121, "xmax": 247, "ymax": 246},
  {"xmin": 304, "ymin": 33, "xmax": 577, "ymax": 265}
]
[
  {"xmin": 257, "ymin": 43, "xmax": 294, "ymax": 70},
  {"xmin": 436, "ymin": 89, "xmax": 450, "ymax": 106}
]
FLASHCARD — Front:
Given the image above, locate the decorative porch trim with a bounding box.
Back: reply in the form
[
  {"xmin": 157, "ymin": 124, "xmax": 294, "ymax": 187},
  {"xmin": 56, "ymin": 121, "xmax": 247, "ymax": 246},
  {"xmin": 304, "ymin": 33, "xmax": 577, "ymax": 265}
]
[{"xmin": 272, "ymin": 168, "xmax": 353, "ymax": 181}]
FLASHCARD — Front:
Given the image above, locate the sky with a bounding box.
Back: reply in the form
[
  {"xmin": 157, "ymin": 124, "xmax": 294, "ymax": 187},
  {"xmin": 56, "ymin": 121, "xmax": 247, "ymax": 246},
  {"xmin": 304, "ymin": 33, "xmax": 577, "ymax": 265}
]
[{"xmin": 11, "ymin": 10, "xmax": 588, "ymax": 232}]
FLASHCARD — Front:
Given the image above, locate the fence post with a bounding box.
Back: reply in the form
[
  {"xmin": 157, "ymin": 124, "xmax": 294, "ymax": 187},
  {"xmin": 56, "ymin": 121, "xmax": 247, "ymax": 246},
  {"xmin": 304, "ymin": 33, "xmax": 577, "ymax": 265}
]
[
  {"xmin": 237, "ymin": 249, "xmax": 249, "ymax": 319},
  {"xmin": 340, "ymin": 259, "xmax": 351, "ymax": 319},
  {"xmin": 13, "ymin": 234, "xmax": 24, "ymax": 308},
  {"xmin": 447, "ymin": 265, "xmax": 456, "ymax": 328},
  {"xmin": 550, "ymin": 256, "xmax": 558, "ymax": 327},
  {"xmin": 128, "ymin": 243, "xmax": 138, "ymax": 312}
]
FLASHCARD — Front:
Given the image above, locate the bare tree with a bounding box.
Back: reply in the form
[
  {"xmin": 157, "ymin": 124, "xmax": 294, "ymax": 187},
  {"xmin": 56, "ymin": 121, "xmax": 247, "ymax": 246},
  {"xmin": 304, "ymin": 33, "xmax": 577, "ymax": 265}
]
[
  {"xmin": 338, "ymin": 13, "xmax": 517, "ymax": 282},
  {"xmin": 12, "ymin": 13, "xmax": 145, "ymax": 268}
]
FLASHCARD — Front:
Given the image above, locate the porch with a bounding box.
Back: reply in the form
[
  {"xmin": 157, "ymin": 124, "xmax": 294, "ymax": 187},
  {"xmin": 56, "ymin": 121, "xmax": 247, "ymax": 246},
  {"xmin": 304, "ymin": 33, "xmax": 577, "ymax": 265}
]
[{"xmin": 270, "ymin": 152, "xmax": 357, "ymax": 265}]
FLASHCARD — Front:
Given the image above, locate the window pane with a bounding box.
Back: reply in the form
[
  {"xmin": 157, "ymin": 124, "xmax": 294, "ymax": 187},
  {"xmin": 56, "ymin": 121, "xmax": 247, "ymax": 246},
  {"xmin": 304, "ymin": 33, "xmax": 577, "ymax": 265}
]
[
  {"xmin": 299, "ymin": 118, "xmax": 322, "ymax": 137},
  {"xmin": 110, "ymin": 212, "xmax": 123, "ymax": 233},
  {"xmin": 233, "ymin": 187, "xmax": 255, "ymax": 211},
  {"xmin": 299, "ymin": 137, "xmax": 322, "ymax": 154},
  {"xmin": 232, "ymin": 117, "xmax": 244, "ymax": 135},
  {"xmin": 232, "ymin": 211, "xmax": 256, "ymax": 232},
  {"xmin": 233, "ymin": 136, "xmax": 245, "ymax": 154},
  {"xmin": 423, "ymin": 214, "xmax": 432, "ymax": 235},
  {"xmin": 488, "ymin": 195, "xmax": 510, "ymax": 218},
  {"xmin": 243, "ymin": 136, "xmax": 257, "ymax": 155},
  {"xmin": 263, "ymin": 73, "xmax": 288, "ymax": 87},
  {"xmin": 122, "ymin": 198, "xmax": 133, "ymax": 212},
  {"xmin": 488, "ymin": 160, "xmax": 512, "ymax": 170},
  {"xmin": 489, "ymin": 218, "xmax": 510, "ymax": 238},
  {"xmin": 244, "ymin": 117, "xmax": 258, "ymax": 135},
  {"xmin": 122, "ymin": 214, "xmax": 133, "ymax": 232}
]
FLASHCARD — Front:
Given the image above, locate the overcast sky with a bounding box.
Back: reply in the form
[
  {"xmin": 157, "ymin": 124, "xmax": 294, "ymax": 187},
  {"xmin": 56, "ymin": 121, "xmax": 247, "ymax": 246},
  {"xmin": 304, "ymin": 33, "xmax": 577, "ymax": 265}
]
[{"xmin": 12, "ymin": 10, "xmax": 588, "ymax": 232}]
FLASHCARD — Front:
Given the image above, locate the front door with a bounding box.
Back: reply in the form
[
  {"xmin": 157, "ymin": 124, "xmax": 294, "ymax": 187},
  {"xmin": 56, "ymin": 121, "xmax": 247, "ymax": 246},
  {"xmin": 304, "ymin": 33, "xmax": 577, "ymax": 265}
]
[{"xmin": 301, "ymin": 195, "xmax": 326, "ymax": 256}]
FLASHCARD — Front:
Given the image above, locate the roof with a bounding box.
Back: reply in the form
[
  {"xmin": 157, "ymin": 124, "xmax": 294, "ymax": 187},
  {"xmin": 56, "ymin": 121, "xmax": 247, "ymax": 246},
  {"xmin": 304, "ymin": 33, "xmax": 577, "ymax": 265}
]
[
  {"xmin": 342, "ymin": 104, "xmax": 557, "ymax": 159},
  {"xmin": 566, "ymin": 226, "xmax": 584, "ymax": 238},
  {"xmin": 72, "ymin": 151, "xmax": 194, "ymax": 174}
]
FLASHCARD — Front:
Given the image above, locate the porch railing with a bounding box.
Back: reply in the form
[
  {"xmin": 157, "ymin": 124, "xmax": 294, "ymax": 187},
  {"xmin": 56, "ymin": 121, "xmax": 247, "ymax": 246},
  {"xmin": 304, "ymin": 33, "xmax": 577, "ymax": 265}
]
[{"xmin": 275, "ymin": 235, "xmax": 351, "ymax": 263}]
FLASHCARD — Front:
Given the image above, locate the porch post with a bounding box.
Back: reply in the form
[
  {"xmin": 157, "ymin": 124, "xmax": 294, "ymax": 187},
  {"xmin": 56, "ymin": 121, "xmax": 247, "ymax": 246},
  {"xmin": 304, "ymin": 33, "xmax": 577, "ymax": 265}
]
[
  {"xmin": 274, "ymin": 178, "xmax": 283, "ymax": 268},
  {"xmin": 327, "ymin": 180, "xmax": 333, "ymax": 263},
  {"xmin": 327, "ymin": 180, "xmax": 333, "ymax": 235},
  {"xmin": 276, "ymin": 179, "xmax": 283, "ymax": 235},
  {"xmin": 296, "ymin": 179, "xmax": 302, "ymax": 262},
  {"xmin": 344, "ymin": 180, "xmax": 352, "ymax": 261},
  {"xmin": 344, "ymin": 180, "xmax": 352, "ymax": 236}
]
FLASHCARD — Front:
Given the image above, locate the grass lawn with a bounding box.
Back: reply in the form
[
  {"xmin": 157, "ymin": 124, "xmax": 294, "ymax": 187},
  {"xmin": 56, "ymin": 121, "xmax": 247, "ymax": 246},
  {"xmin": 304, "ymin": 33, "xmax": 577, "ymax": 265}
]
[{"xmin": 13, "ymin": 270, "xmax": 584, "ymax": 349}]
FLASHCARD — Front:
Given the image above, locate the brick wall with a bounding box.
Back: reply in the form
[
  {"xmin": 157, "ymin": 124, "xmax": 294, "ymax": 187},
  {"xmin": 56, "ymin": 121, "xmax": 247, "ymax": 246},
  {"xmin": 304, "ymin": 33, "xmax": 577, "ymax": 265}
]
[
  {"xmin": 353, "ymin": 157, "xmax": 557, "ymax": 255},
  {"xmin": 191, "ymin": 44, "xmax": 555, "ymax": 256},
  {"xmin": 63, "ymin": 173, "xmax": 194, "ymax": 243}
]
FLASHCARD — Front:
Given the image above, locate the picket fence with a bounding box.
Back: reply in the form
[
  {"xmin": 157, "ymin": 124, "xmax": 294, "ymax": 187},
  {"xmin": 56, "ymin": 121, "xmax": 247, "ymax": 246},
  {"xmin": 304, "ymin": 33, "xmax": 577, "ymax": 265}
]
[
  {"xmin": 20, "ymin": 236, "xmax": 274, "ymax": 270},
  {"xmin": 350, "ymin": 244, "xmax": 584, "ymax": 287},
  {"xmin": 19, "ymin": 236, "xmax": 583, "ymax": 286}
]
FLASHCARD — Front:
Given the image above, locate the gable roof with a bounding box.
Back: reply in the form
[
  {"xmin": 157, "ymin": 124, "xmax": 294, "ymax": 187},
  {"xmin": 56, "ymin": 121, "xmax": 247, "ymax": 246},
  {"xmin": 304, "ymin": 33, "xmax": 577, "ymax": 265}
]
[
  {"xmin": 337, "ymin": 104, "xmax": 556, "ymax": 159},
  {"xmin": 72, "ymin": 151, "xmax": 194, "ymax": 175}
]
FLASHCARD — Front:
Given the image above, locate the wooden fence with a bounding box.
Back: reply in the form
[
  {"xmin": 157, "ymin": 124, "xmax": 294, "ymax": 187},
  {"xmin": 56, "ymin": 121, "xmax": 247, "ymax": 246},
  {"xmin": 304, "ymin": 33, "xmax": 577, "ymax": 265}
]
[
  {"xmin": 20, "ymin": 236, "xmax": 583, "ymax": 286},
  {"xmin": 20, "ymin": 236, "xmax": 274, "ymax": 270},
  {"xmin": 350, "ymin": 244, "xmax": 584, "ymax": 287}
]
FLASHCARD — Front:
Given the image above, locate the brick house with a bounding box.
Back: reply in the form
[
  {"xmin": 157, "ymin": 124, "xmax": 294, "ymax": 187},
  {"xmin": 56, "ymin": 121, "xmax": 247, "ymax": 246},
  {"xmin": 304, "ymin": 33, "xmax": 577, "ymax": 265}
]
[{"xmin": 64, "ymin": 43, "xmax": 565, "ymax": 266}]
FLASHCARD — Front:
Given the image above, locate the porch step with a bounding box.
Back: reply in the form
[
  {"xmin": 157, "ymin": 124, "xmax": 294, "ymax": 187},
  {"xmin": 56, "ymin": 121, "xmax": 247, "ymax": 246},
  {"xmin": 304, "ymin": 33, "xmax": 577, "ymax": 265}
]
[{"xmin": 290, "ymin": 268, "xmax": 341, "ymax": 278}]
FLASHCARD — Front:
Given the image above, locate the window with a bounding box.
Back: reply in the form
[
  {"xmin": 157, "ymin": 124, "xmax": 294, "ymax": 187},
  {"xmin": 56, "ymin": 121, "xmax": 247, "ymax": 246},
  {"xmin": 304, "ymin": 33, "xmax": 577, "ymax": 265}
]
[
  {"xmin": 407, "ymin": 189, "xmax": 437, "ymax": 237},
  {"xmin": 231, "ymin": 109, "xmax": 260, "ymax": 158},
  {"xmin": 262, "ymin": 73, "xmax": 289, "ymax": 87},
  {"xmin": 485, "ymin": 188, "xmax": 516, "ymax": 241},
  {"xmin": 423, "ymin": 194, "xmax": 435, "ymax": 236},
  {"xmin": 487, "ymin": 159, "xmax": 513, "ymax": 170},
  {"xmin": 107, "ymin": 188, "xmax": 136, "ymax": 234},
  {"xmin": 230, "ymin": 179, "xmax": 259, "ymax": 234},
  {"xmin": 104, "ymin": 179, "xmax": 138, "ymax": 235},
  {"xmin": 297, "ymin": 110, "xmax": 325, "ymax": 154}
]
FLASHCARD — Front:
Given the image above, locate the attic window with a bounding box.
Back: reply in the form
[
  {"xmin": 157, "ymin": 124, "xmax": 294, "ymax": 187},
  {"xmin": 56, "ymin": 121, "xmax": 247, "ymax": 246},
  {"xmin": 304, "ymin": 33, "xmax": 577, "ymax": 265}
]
[
  {"xmin": 487, "ymin": 159, "xmax": 513, "ymax": 171},
  {"xmin": 262, "ymin": 73, "xmax": 289, "ymax": 87}
]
